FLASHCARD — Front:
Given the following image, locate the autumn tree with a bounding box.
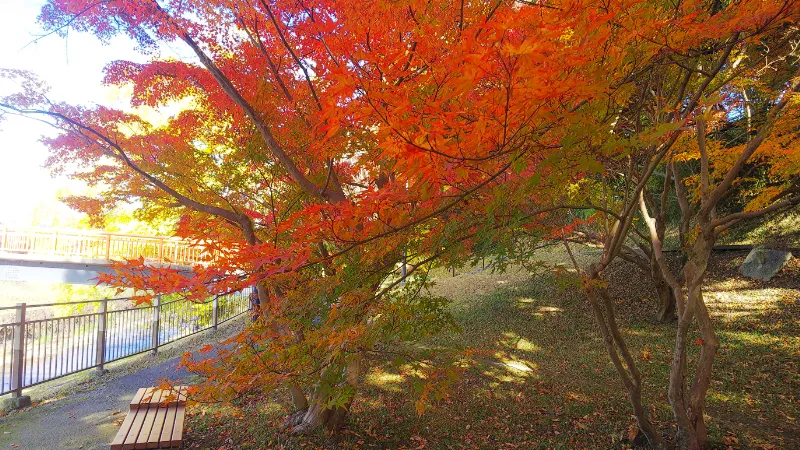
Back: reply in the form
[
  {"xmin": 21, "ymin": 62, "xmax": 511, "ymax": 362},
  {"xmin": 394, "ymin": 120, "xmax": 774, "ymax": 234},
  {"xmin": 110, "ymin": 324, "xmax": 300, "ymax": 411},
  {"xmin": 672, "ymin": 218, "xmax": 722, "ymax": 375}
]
[
  {"xmin": 1, "ymin": 0, "xmax": 622, "ymax": 434},
  {"xmin": 551, "ymin": 3, "xmax": 800, "ymax": 448}
]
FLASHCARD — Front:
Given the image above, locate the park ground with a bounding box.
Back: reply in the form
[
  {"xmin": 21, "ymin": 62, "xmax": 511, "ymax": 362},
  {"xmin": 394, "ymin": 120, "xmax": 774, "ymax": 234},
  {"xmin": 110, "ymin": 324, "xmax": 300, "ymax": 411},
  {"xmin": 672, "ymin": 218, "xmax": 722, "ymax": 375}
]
[
  {"xmin": 182, "ymin": 246, "xmax": 799, "ymax": 450},
  {"xmin": 0, "ymin": 246, "xmax": 796, "ymax": 449}
]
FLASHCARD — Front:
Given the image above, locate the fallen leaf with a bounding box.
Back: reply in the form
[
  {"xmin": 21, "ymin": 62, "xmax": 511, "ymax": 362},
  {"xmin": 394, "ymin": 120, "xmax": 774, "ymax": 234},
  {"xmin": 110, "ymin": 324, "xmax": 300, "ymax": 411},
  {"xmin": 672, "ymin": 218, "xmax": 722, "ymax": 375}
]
[
  {"xmin": 627, "ymin": 420, "xmax": 639, "ymax": 442},
  {"xmin": 723, "ymin": 434, "xmax": 739, "ymax": 445}
]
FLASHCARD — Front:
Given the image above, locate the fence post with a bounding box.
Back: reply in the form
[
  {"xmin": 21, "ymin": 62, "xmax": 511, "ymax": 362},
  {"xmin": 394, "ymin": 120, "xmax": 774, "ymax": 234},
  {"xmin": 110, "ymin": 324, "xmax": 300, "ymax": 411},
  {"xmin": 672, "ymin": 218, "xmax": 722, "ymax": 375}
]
[
  {"xmin": 1, "ymin": 227, "xmax": 7, "ymax": 251},
  {"xmin": 158, "ymin": 238, "xmax": 165, "ymax": 262},
  {"xmin": 6, "ymin": 303, "xmax": 31, "ymax": 409},
  {"xmin": 151, "ymin": 295, "xmax": 161, "ymax": 355},
  {"xmin": 104, "ymin": 234, "xmax": 112, "ymax": 259},
  {"xmin": 212, "ymin": 297, "xmax": 219, "ymax": 330},
  {"xmin": 95, "ymin": 299, "xmax": 108, "ymax": 373}
]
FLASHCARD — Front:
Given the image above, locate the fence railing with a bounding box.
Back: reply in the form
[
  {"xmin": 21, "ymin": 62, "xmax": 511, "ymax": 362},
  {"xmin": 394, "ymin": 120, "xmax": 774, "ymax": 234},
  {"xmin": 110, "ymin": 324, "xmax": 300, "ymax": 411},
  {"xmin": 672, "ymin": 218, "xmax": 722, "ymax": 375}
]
[
  {"xmin": 0, "ymin": 291, "xmax": 252, "ymax": 398},
  {"xmin": 0, "ymin": 227, "xmax": 209, "ymax": 265}
]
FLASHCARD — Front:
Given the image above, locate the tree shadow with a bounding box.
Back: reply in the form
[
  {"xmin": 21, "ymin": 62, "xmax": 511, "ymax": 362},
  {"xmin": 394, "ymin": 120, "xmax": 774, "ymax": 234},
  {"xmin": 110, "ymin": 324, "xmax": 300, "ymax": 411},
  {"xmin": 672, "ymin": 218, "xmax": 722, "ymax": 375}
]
[{"xmin": 351, "ymin": 264, "xmax": 800, "ymax": 448}]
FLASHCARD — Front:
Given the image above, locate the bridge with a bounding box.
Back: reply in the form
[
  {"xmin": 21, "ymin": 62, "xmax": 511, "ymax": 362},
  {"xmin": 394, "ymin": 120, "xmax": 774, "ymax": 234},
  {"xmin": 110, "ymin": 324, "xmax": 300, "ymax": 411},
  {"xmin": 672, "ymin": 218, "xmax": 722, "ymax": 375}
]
[{"xmin": 0, "ymin": 228, "xmax": 205, "ymax": 284}]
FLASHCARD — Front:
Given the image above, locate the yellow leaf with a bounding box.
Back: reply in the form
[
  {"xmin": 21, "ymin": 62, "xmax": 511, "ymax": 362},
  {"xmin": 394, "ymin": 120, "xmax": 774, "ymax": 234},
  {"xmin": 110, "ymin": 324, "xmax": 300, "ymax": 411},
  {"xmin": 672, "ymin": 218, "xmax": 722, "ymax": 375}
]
[{"xmin": 414, "ymin": 399, "xmax": 426, "ymax": 416}]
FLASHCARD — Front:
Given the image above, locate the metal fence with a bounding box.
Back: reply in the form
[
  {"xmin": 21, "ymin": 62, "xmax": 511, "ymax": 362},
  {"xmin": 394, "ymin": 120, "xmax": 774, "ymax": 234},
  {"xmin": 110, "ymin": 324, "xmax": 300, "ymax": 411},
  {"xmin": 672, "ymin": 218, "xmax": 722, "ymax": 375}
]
[{"xmin": 0, "ymin": 291, "xmax": 252, "ymax": 399}]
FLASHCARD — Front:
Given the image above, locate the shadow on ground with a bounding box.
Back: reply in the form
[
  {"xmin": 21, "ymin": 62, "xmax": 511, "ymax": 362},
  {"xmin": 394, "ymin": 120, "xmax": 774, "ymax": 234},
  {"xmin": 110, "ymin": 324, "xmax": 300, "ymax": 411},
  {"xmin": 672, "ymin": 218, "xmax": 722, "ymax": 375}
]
[{"xmin": 183, "ymin": 252, "xmax": 798, "ymax": 449}]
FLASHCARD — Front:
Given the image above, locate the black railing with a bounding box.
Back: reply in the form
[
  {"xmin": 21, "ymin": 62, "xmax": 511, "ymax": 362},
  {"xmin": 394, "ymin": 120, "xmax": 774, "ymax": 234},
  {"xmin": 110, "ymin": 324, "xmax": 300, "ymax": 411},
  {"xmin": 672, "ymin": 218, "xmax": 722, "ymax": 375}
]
[{"xmin": 0, "ymin": 290, "xmax": 252, "ymax": 398}]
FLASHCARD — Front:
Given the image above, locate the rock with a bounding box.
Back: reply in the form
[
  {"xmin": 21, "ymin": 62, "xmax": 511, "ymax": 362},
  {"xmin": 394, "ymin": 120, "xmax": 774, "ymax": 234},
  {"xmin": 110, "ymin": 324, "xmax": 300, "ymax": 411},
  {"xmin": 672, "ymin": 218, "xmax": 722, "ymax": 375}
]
[
  {"xmin": 91, "ymin": 368, "xmax": 109, "ymax": 378},
  {"xmin": 1, "ymin": 395, "xmax": 31, "ymax": 411},
  {"xmin": 739, "ymin": 248, "xmax": 793, "ymax": 281}
]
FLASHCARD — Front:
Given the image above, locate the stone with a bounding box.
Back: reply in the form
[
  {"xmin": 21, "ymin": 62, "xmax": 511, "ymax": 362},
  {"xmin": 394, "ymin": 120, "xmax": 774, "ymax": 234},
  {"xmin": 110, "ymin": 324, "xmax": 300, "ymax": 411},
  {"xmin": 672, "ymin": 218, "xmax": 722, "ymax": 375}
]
[
  {"xmin": 91, "ymin": 368, "xmax": 109, "ymax": 377},
  {"xmin": 739, "ymin": 248, "xmax": 793, "ymax": 281},
  {"xmin": 1, "ymin": 395, "xmax": 31, "ymax": 411}
]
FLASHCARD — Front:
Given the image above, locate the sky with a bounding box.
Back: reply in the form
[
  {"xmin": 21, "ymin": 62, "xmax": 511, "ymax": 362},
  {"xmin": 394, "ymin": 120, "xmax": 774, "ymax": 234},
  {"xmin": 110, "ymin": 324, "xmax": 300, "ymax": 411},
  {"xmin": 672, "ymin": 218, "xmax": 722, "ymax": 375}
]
[{"xmin": 0, "ymin": 0, "xmax": 182, "ymax": 227}]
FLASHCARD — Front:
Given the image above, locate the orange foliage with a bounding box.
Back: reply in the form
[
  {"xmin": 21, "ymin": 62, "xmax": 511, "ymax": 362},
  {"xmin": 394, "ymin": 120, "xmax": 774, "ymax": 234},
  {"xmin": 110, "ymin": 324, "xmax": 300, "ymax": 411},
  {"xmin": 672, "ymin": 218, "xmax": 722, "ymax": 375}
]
[{"xmin": 1, "ymin": 0, "xmax": 798, "ymax": 428}]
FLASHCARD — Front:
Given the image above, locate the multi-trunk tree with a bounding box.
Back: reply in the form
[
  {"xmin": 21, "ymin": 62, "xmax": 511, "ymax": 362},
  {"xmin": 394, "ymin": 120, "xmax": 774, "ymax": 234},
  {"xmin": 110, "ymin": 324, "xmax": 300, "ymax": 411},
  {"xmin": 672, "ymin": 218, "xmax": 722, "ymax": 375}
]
[
  {"xmin": 1, "ymin": 0, "xmax": 798, "ymax": 447},
  {"xmin": 550, "ymin": 4, "xmax": 800, "ymax": 448}
]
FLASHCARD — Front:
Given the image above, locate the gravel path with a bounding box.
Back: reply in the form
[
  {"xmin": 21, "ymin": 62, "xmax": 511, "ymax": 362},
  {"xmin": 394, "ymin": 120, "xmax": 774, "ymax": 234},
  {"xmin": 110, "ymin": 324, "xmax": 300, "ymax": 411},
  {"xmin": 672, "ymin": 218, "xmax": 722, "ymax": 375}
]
[{"xmin": 0, "ymin": 322, "xmax": 241, "ymax": 450}]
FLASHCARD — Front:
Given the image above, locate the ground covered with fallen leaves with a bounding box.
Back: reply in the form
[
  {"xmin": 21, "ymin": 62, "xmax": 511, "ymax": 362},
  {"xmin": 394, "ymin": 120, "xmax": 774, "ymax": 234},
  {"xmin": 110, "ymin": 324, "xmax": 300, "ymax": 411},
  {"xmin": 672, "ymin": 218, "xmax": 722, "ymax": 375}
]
[{"xmin": 183, "ymin": 249, "xmax": 799, "ymax": 449}]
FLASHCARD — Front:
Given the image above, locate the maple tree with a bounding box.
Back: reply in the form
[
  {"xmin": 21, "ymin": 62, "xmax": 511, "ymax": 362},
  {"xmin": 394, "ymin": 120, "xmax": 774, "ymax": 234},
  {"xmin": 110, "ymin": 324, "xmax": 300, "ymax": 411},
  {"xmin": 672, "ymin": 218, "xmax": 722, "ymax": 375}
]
[
  {"xmin": 546, "ymin": 5, "xmax": 800, "ymax": 449},
  {"xmin": 1, "ymin": 0, "xmax": 799, "ymax": 447}
]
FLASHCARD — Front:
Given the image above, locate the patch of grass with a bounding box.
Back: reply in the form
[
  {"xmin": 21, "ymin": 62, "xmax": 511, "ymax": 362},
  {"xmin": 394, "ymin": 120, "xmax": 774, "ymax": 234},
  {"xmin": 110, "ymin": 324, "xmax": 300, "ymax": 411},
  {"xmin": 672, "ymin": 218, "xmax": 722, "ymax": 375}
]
[
  {"xmin": 184, "ymin": 250, "xmax": 799, "ymax": 449},
  {"xmin": 720, "ymin": 209, "xmax": 800, "ymax": 248},
  {"xmin": 0, "ymin": 281, "xmax": 58, "ymax": 307}
]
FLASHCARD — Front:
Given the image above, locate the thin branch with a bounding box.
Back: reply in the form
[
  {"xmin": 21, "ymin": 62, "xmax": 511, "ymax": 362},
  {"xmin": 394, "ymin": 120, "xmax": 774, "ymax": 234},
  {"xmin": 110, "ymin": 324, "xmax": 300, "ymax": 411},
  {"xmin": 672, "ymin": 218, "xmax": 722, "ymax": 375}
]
[{"xmin": 259, "ymin": 0, "xmax": 323, "ymax": 111}]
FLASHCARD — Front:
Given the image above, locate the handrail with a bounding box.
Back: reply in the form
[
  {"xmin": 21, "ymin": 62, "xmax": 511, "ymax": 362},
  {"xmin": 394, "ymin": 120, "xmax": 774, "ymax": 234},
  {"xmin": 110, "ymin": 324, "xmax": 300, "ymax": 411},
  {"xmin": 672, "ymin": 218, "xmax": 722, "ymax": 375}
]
[
  {"xmin": 0, "ymin": 227, "xmax": 209, "ymax": 265},
  {"xmin": 16, "ymin": 298, "xmax": 134, "ymax": 309},
  {"xmin": 0, "ymin": 227, "xmax": 193, "ymax": 240}
]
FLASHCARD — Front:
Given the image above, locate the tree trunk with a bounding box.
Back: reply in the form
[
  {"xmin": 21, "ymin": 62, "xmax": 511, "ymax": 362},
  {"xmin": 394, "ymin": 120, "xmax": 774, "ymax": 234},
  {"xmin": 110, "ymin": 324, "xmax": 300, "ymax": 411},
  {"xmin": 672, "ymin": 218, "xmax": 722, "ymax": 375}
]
[
  {"xmin": 288, "ymin": 390, "xmax": 331, "ymax": 434},
  {"xmin": 687, "ymin": 288, "xmax": 719, "ymax": 449},
  {"xmin": 256, "ymin": 282, "xmax": 310, "ymax": 412},
  {"xmin": 668, "ymin": 308, "xmax": 697, "ymax": 449},
  {"xmin": 584, "ymin": 268, "xmax": 667, "ymax": 449},
  {"xmin": 654, "ymin": 270, "xmax": 676, "ymax": 323},
  {"xmin": 288, "ymin": 355, "xmax": 362, "ymax": 435},
  {"xmin": 668, "ymin": 236, "xmax": 716, "ymax": 449}
]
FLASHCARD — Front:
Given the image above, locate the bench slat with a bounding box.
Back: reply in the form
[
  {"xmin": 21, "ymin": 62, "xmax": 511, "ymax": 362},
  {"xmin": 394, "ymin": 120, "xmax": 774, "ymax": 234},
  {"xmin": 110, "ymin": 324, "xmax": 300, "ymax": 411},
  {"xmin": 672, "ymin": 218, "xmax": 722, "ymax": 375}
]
[
  {"xmin": 170, "ymin": 404, "xmax": 186, "ymax": 447},
  {"xmin": 110, "ymin": 406, "xmax": 139, "ymax": 450},
  {"xmin": 159, "ymin": 402, "xmax": 177, "ymax": 446},
  {"xmin": 178, "ymin": 386, "xmax": 188, "ymax": 403},
  {"xmin": 134, "ymin": 390, "xmax": 162, "ymax": 449},
  {"xmin": 113, "ymin": 386, "xmax": 189, "ymax": 450},
  {"xmin": 131, "ymin": 387, "xmax": 157, "ymax": 410},
  {"xmin": 157, "ymin": 385, "xmax": 188, "ymax": 407},
  {"xmin": 146, "ymin": 403, "xmax": 170, "ymax": 449},
  {"xmin": 129, "ymin": 388, "xmax": 147, "ymax": 409},
  {"xmin": 122, "ymin": 407, "xmax": 148, "ymax": 450},
  {"xmin": 133, "ymin": 386, "xmax": 188, "ymax": 409}
]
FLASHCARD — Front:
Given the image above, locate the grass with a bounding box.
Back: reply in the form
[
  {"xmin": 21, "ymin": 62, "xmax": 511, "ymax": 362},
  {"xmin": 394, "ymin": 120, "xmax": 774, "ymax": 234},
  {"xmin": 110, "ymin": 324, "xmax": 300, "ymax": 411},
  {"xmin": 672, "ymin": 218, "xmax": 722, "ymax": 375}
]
[
  {"xmin": 0, "ymin": 280, "xmax": 59, "ymax": 307},
  {"xmin": 183, "ymin": 249, "xmax": 799, "ymax": 449},
  {"xmin": 720, "ymin": 209, "xmax": 800, "ymax": 248},
  {"xmin": 0, "ymin": 281, "xmax": 136, "ymax": 308}
]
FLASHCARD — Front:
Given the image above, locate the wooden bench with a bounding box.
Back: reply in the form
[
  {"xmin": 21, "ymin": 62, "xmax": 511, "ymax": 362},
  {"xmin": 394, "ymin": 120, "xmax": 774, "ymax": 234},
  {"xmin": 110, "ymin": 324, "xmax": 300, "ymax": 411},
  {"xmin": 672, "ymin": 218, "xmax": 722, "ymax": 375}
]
[{"xmin": 111, "ymin": 386, "xmax": 188, "ymax": 450}]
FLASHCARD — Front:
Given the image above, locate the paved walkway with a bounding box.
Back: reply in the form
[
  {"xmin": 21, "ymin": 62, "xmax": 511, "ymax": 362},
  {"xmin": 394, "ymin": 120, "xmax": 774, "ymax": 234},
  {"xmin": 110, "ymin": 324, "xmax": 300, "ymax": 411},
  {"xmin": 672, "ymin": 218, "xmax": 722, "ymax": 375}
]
[{"xmin": 0, "ymin": 356, "xmax": 193, "ymax": 450}]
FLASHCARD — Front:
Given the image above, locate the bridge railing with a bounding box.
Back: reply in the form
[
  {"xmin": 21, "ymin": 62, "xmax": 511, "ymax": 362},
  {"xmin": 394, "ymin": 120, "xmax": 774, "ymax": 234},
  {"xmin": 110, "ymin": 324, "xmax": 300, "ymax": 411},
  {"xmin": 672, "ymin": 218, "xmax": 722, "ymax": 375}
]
[
  {"xmin": 0, "ymin": 291, "xmax": 253, "ymax": 399},
  {"xmin": 0, "ymin": 228, "xmax": 208, "ymax": 265}
]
